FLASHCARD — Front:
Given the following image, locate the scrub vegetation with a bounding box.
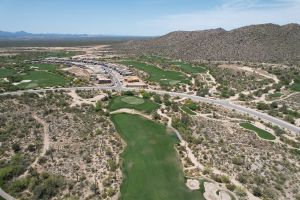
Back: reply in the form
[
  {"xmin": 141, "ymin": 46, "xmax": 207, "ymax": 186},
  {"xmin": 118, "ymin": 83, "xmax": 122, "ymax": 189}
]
[{"xmin": 111, "ymin": 113, "xmax": 204, "ymax": 200}]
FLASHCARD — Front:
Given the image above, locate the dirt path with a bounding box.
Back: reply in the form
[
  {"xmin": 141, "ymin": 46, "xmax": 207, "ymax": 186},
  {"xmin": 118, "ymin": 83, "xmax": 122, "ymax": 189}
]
[
  {"xmin": 218, "ymin": 64, "xmax": 279, "ymax": 83},
  {"xmin": 20, "ymin": 114, "xmax": 50, "ymax": 178},
  {"xmin": 110, "ymin": 108, "xmax": 151, "ymax": 120},
  {"xmin": 274, "ymin": 92, "xmax": 300, "ymax": 102},
  {"xmin": 156, "ymin": 109, "xmax": 260, "ymax": 200},
  {"xmin": 68, "ymin": 89, "xmax": 107, "ymax": 107},
  {"xmin": 206, "ymin": 71, "xmax": 219, "ymax": 95}
]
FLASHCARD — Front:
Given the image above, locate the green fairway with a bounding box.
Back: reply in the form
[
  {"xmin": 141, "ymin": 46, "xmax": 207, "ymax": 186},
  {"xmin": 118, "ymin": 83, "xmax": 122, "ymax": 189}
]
[
  {"xmin": 121, "ymin": 61, "xmax": 190, "ymax": 85},
  {"xmin": 139, "ymin": 55, "xmax": 206, "ymax": 74},
  {"xmin": 17, "ymin": 71, "xmax": 69, "ymax": 89},
  {"xmin": 181, "ymin": 106, "xmax": 197, "ymax": 115},
  {"xmin": 29, "ymin": 63, "xmax": 57, "ymax": 71},
  {"xmin": 240, "ymin": 122, "xmax": 276, "ymax": 140},
  {"xmin": 109, "ymin": 95, "xmax": 159, "ymax": 113},
  {"xmin": 172, "ymin": 61, "xmax": 206, "ymax": 74},
  {"xmin": 0, "ymin": 68, "xmax": 16, "ymax": 78},
  {"xmin": 111, "ymin": 113, "xmax": 204, "ymax": 200}
]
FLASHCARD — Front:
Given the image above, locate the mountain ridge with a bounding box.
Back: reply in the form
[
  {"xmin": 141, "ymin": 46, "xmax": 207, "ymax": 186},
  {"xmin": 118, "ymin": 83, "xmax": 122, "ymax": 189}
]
[
  {"xmin": 0, "ymin": 31, "xmax": 151, "ymax": 40},
  {"xmin": 117, "ymin": 23, "xmax": 300, "ymax": 63}
]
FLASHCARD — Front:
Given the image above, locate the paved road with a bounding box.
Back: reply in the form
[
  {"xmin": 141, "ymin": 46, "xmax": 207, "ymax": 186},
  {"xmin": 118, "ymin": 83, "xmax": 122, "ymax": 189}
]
[
  {"xmin": 0, "ymin": 188, "xmax": 16, "ymax": 200},
  {"xmin": 1, "ymin": 85, "xmax": 299, "ymax": 135},
  {"xmin": 1, "ymin": 85, "xmax": 299, "ymax": 200},
  {"xmin": 142, "ymin": 89, "xmax": 300, "ymax": 134}
]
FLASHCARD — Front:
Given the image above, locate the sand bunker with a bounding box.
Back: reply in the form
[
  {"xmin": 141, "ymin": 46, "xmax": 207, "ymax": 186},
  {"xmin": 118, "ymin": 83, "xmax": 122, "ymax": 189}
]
[
  {"xmin": 204, "ymin": 182, "xmax": 231, "ymax": 200},
  {"xmin": 186, "ymin": 179, "xmax": 200, "ymax": 190}
]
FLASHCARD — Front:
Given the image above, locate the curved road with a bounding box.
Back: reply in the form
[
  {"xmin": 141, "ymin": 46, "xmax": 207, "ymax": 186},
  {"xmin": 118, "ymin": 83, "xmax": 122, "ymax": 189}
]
[
  {"xmin": 0, "ymin": 85, "xmax": 299, "ymax": 134},
  {"xmin": 0, "ymin": 85, "xmax": 299, "ymax": 200},
  {"xmin": 0, "ymin": 188, "xmax": 15, "ymax": 200}
]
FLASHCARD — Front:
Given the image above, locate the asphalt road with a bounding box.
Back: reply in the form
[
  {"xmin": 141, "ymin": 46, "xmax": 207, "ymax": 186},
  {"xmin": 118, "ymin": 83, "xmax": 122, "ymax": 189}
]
[
  {"xmin": 1, "ymin": 85, "xmax": 299, "ymax": 134},
  {"xmin": 144, "ymin": 89, "xmax": 300, "ymax": 134},
  {"xmin": 0, "ymin": 85, "xmax": 299, "ymax": 200},
  {"xmin": 0, "ymin": 188, "xmax": 16, "ymax": 200}
]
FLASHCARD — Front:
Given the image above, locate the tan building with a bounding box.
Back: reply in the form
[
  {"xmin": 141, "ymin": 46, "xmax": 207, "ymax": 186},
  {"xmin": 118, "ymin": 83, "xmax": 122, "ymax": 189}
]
[
  {"xmin": 96, "ymin": 74, "xmax": 111, "ymax": 84},
  {"xmin": 125, "ymin": 76, "xmax": 140, "ymax": 83}
]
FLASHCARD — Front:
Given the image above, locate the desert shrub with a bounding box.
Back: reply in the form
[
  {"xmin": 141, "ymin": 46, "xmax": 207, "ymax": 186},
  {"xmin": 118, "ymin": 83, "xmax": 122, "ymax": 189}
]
[
  {"xmin": 253, "ymin": 187, "xmax": 262, "ymax": 197},
  {"xmin": 32, "ymin": 174, "xmax": 65, "ymax": 200},
  {"xmin": 226, "ymin": 183, "xmax": 236, "ymax": 191},
  {"xmin": 256, "ymin": 102, "xmax": 270, "ymax": 110},
  {"xmin": 235, "ymin": 186, "xmax": 247, "ymax": 197},
  {"xmin": 12, "ymin": 143, "xmax": 21, "ymax": 152},
  {"xmin": 8, "ymin": 178, "xmax": 30, "ymax": 194}
]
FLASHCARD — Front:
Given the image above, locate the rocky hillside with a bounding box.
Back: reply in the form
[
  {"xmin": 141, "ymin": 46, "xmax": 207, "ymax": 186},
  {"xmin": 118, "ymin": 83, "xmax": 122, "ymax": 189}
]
[{"xmin": 117, "ymin": 23, "xmax": 300, "ymax": 63}]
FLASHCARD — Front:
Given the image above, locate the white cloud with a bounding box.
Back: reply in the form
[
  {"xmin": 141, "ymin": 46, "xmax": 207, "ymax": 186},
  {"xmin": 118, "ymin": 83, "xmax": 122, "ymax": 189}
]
[{"xmin": 141, "ymin": 0, "xmax": 300, "ymax": 34}]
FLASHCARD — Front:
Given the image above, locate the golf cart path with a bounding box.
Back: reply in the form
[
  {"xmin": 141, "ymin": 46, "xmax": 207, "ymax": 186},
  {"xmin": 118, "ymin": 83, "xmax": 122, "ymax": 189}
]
[{"xmin": 112, "ymin": 108, "xmax": 258, "ymax": 200}]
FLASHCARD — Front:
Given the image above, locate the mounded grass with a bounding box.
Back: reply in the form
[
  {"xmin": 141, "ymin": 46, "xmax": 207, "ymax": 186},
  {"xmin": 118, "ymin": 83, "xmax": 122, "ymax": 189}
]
[
  {"xmin": 17, "ymin": 71, "xmax": 69, "ymax": 89},
  {"xmin": 109, "ymin": 95, "xmax": 159, "ymax": 113},
  {"xmin": 181, "ymin": 106, "xmax": 197, "ymax": 115},
  {"xmin": 111, "ymin": 113, "xmax": 204, "ymax": 200},
  {"xmin": 240, "ymin": 122, "xmax": 276, "ymax": 140},
  {"xmin": 120, "ymin": 61, "xmax": 190, "ymax": 85},
  {"xmin": 0, "ymin": 68, "xmax": 16, "ymax": 78}
]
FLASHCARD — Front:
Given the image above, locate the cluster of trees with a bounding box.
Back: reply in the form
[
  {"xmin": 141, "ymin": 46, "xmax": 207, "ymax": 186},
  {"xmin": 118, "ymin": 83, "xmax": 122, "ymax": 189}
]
[
  {"xmin": 0, "ymin": 154, "xmax": 28, "ymax": 188},
  {"xmin": 184, "ymin": 99, "xmax": 199, "ymax": 111},
  {"xmin": 217, "ymin": 85, "xmax": 236, "ymax": 98},
  {"xmin": 256, "ymin": 102, "xmax": 299, "ymax": 124},
  {"xmin": 6, "ymin": 171, "xmax": 66, "ymax": 200}
]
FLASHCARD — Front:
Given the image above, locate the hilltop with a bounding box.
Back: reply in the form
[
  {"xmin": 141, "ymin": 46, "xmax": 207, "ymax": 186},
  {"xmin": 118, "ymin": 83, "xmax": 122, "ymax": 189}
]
[{"xmin": 117, "ymin": 23, "xmax": 300, "ymax": 63}]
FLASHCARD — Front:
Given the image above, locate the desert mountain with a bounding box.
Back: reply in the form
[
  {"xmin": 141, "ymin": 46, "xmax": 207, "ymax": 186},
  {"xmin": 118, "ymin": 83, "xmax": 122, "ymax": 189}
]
[{"xmin": 118, "ymin": 23, "xmax": 300, "ymax": 62}]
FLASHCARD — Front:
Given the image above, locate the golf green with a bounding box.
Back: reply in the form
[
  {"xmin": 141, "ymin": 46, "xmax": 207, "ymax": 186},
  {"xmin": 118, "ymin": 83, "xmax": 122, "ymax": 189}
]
[
  {"xmin": 111, "ymin": 113, "xmax": 204, "ymax": 200},
  {"xmin": 109, "ymin": 96, "xmax": 159, "ymax": 113}
]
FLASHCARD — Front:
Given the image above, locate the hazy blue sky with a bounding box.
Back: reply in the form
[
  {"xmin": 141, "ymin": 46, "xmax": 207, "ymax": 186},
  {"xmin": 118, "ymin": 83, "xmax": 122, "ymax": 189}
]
[{"xmin": 0, "ymin": 0, "xmax": 299, "ymax": 35}]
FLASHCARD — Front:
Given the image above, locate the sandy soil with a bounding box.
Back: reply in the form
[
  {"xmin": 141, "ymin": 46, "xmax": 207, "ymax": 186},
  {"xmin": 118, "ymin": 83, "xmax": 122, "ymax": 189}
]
[
  {"xmin": 218, "ymin": 64, "xmax": 279, "ymax": 83},
  {"xmin": 68, "ymin": 89, "xmax": 107, "ymax": 107},
  {"xmin": 203, "ymin": 182, "xmax": 231, "ymax": 200}
]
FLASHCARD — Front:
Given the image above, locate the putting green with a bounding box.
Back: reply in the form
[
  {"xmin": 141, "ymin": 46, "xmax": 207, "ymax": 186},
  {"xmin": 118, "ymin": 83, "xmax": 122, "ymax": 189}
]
[
  {"xmin": 109, "ymin": 96, "xmax": 159, "ymax": 114},
  {"xmin": 121, "ymin": 96, "xmax": 145, "ymax": 105}
]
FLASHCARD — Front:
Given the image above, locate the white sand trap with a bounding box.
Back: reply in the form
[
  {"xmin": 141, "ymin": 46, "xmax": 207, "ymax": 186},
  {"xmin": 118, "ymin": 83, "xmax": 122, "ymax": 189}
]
[
  {"xmin": 204, "ymin": 182, "xmax": 231, "ymax": 200},
  {"xmin": 12, "ymin": 80, "xmax": 32, "ymax": 85},
  {"xmin": 186, "ymin": 179, "xmax": 200, "ymax": 190},
  {"xmin": 121, "ymin": 96, "xmax": 144, "ymax": 105}
]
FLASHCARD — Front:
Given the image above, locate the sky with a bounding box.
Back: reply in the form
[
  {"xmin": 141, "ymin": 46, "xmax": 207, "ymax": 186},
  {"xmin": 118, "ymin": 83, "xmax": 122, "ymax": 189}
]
[{"xmin": 0, "ymin": 0, "xmax": 299, "ymax": 36}]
